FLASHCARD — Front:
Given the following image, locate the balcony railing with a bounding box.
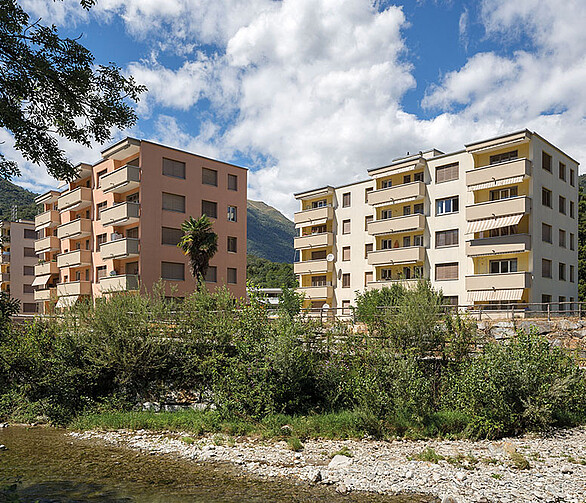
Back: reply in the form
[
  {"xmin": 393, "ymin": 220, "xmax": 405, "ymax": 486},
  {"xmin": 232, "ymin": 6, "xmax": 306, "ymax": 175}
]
[
  {"xmin": 99, "ymin": 164, "xmax": 140, "ymax": 193},
  {"xmin": 100, "ymin": 202, "xmax": 140, "ymax": 227},
  {"xmin": 56, "ymin": 249, "xmax": 92, "ymax": 268},
  {"xmin": 57, "ymin": 186, "xmax": 92, "ymax": 212},
  {"xmin": 467, "ymin": 158, "xmax": 531, "ymax": 188},
  {"xmin": 294, "ymin": 232, "xmax": 333, "ymax": 249},
  {"xmin": 34, "ymin": 288, "xmax": 56, "ymax": 301},
  {"xmin": 294, "ymin": 259, "xmax": 332, "ymax": 275},
  {"xmin": 57, "ymin": 218, "xmax": 92, "ymax": 240},
  {"xmin": 56, "ymin": 280, "xmax": 92, "ymax": 297},
  {"xmin": 367, "ymin": 246, "xmax": 425, "ymax": 266},
  {"xmin": 0, "ymin": 272, "xmax": 9, "ymax": 282},
  {"xmin": 294, "ymin": 205, "xmax": 333, "ymax": 226},
  {"xmin": 297, "ymin": 285, "xmax": 334, "ymax": 299},
  {"xmin": 367, "ymin": 181, "xmax": 425, "ymax": 206},
  {"xmin": 366, "ymin": 279, "xmax": 420, "ymax": 291},
  {"xmin": 466, "ymin": 271, "xmax": 531, "ymax": 291},
  {"xmin": 367, "ymin": 213, "xmax": 425, "ymax": 236},
  {"xmin": 35, "ymin": 236, "xmax": 60, "ymax": 254},
  {"xmin": 35, "ymin": 261, "xmax": 59, "ymax": 276},
  {"xmin": 100, "ymin": 238, "xmax": 139, "ymax": 260},
  {"xmin": 99, "ymin": 274, "xmax": 139, "ymax": 293},
  {"xmin": 35, "ymin": 209, "xmax": 60, "ymax": 230},
  {"xmin": 466, "ymin": 196, "xmax": 531, "ymax": 222},
  {"xmin": 466, "ymin": 234, "xmax": 531, "ymax": 257}
]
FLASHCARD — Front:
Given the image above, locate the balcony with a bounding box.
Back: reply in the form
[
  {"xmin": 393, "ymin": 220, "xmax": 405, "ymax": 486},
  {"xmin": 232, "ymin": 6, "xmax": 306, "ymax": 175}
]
[
  {"xmin": 57, "ymin": 249, "xmax": 92, "ymax": 268},
  {"xmin": 57, "ymin": 218, "xmax": 92, "ymax": 240},
  {"xmin": 466, "ymin": 271, "xmax": 531, "ymax": 291},
  {"xmin": 467, "ymin": 158, "xmax": 531, "ymax": 188},
  {"xmin": 368, "ymin": 246, "xmax": 425, "ymax": 266},
  {"xmin": 100, "ymin": 238, "xmax": 139, "ymax": 260},
  {"xmin": 366, "ymin": 279, "xmax": 420, "ymax": 291},
  {"xmin": 367, "ymin": 181, "xmax": 425, "ymax": 206},
  {"xmin": 100, "ymin": 165, "xmax": 140, "ymax": 193},
  {"xmin": 466, "ymin": 234, "xmax": 531, "ymax": 257},
  {"xmin": 294, "ymin": 259, "xmax": 332, "ymax": 275},
  {"xmin": 367, "ymin": 213, "xmax": 425, "ymax": 236},
  {"xmin": 35, "ymin": 209, "xmax": 60, "ymax": 230},
  {"xmin": 294, "ymin": 206, "xmax": 333, "ymax": 226},
  {"xmin": 35, "ymin": 261, "xmax": 59, "ymax": 276},
  {"xmin": 56, "ymin": 281, "xmax": 92, "ymax": 297},
  {"xmin": 35, "ymin": 236, "xmax": 60, "ymax": 254},
  {"xmin": 0, "ymin": 272, "xmax": 9, "ymax": 282},
  {"xmin": 466, "ymin": 196, "xmax": 531, "ymax": 222},
  {"xmin": 0, "ymin": 252, "xmax": 9, "ymax": 264},
  {"xmin": 57, "ymin": 186, "xmax": 92, "ymax": 212},
  {"xmin": 34, "ymin": 288, "xmax": 56, "ymax": 301},
  {"xmin": 294, "ymin": 232, "xmax": 333, "ymax": 249},
  {"xmin": 99, "ymin": 274, "xmax": 139, "ymax": 293},
  {"xmin": 100, "ymin": 202, "xmax": 140, "ymax": 227},
  {"xmin": 298, "ymin": 285, "xmax": 333, "ymax": 299}
]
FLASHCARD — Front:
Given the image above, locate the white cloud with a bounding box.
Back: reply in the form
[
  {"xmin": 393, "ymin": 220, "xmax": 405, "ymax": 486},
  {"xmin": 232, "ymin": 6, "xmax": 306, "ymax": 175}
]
[{"xmin": 458, "ymin": 7, "xmax": 469, "ymax": 51}]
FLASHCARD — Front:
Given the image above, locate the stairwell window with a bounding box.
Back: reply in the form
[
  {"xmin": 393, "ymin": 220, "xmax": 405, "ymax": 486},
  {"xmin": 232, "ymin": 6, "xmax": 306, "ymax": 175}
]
[
  {"xmin": 542, "ymin": 223, "xmax": 552, "ymax": 243},
  {"xmin": 541, "ymin": 188, "xmax": 552, "ymax": 208},
  {"xmin": 227, "ymin": 267, "xmax": 237, "ymax": 284},
  {"xmin": 559, "ymin": 229, "xmax": 566, "ymax": 248},
  {"xmin": 570, "ymin": 265, "xmax": 575, "ymax": 282},
  {"xmin": 227, "ymin": 206, "xmax": 237, "ymax": 222},
  {"xmin": 342, "ymin": 219, "xmax": 351, "ymax": 234},
  {"xmin": 542, "ymin": 259, "xmax": 552, "ymax": 278},
  {"xmin": 570, "ymin": 169, "xmax": 575, "ymax": 186},
  {"xmin": 342, "ymin": 273, "xmax": 350, "ymax": 288},
  {"xmin": 570, "ymin": 233, "xmax": 575, "ymax": 250},
  {"xmin": 365, "ymin": 215, "xmax": 373, "ymax": 230},
  {"xmin": 227, "ymin": 236, "xmax": 237, "ymax": 253},
  {"xmin": 559, "ymin": 162, "xmax": 566, "ymax": 181},
  {"xmin": 559, "ymin": 262, "xmax": 566, "ymax": 281},
  {"xmin": 542, "ymin": 151, "xmax": 552, "ymax": 172},
  {"xmin": 559, "ymin": 195, "xmax": 566, "ymax": 215},
  {"xmin": 342, "ymin": 246, "xmax": 350, "ymax": 261},
  {"xmin": 570, "ymin": 201, "xmax": 575, "ymax": 218},
  {"xmin": 436, "ymin": 196, "xmax": 459, "ymax": 215},
  {"xmin": 96, "ymin": 233, "xmax": 107, "ymax": 250},
  {"xmin": 365, "ymin": 243, "xmax": 373, "ymax": 258}
]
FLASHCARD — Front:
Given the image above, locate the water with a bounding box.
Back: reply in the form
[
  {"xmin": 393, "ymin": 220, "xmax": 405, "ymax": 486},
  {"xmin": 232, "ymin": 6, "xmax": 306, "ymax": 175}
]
[{"xmin": 0, "ymin": 426, "xmax": 433, "ymax": 503}]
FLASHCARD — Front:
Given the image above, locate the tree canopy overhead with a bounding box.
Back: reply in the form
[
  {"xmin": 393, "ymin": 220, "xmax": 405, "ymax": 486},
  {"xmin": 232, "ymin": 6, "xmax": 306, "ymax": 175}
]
[{"xmin": 0, "ymin": 0, "xmax": 146, "ymax": 181}]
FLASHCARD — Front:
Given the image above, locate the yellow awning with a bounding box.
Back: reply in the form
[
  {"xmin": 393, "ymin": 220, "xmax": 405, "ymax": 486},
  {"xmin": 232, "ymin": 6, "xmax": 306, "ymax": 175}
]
[
  {"xmin": 55, "ymin": 295, "xmax": 79, "ymax": 308},
  {"xmin": 31, "ymin": 275, "xmax": 51, "ymax": 287},
  {"xmin": 466, "ymin": 213, "xmax": 524, "ymax": 234},
  {"xmin": 468, "ymin": 175, "xmax": 525, "ymax": 191},
  {"xmin": 468, "ymin": 289, "xmax": 524, "ymax": 302}
]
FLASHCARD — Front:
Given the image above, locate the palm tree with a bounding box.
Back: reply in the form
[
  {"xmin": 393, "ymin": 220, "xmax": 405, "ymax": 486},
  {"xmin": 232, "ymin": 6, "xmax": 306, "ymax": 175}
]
[{"xmin": 177, "ymin": 215, "xmax": 218, "ymax": 288}]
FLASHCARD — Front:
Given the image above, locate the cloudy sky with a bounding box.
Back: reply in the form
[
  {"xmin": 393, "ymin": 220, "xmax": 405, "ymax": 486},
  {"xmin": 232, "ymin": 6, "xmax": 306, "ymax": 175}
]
[{"xmin": 7, "ymin": 0, "xmax": 586, "ymax": 217}]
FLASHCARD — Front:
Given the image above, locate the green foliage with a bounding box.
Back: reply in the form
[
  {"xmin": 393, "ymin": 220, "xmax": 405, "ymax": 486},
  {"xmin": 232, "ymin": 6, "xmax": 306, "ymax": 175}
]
[
  {"xmin": 247, "ymin": 255, "xmax": 297, "ymax": 288},
  {"xmin": 278, "ymin": 287, "xmax": 303, "ymax": 318},
  {"xmin": 287, "ymin": 436, "xmax": 304, "ymax": 451},
  {"xmin": 411, "ymin": 447, "xmax": 444, "ymax": 463},
  {"xmin": 178, "ymin": 215, "xmax": 218, "ymax": 284},
  {"xmin": 0, "ymin": 291, "xmax": 19, "ymax": 326},
  {"xmin": 247, "ymin": 200, "xmax": 295, "ymax": 263},
  {"xmin": 0, "ymin": 179, "xmax": 37, "ymax": 221},
  {"xmin": 0, "ymin": 0, "xmax": 146, "ymax": 180},
  {"xmin": 354, "ymin": 284, "xmax": 405, "ymax": 326}
]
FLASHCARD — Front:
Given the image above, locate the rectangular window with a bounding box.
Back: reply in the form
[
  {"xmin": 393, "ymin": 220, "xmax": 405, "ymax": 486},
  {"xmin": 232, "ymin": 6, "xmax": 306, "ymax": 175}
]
[
  {"xmin": 403, "ymin": 174, "xmax": 411, "ymax": 184},
  {"xmin": 542, "ymin": 258, "xmax": 552, "ymax": 278},
  {"xmin": 570, "ymin": 233, "xmax": 575, "ymax": 250},
  {"xmin": 365, "ymin": 215, "xmax": 373, "ymax": 230},
  {"xmin": 403, "ymin": 205, "xmax": 411, "ymax": 216},
  {"xmin": 542, "ymin": 223, "xmax": 552, "ymax": 243},
  {"xmin": 490, "ymin": 150, "xmax": 518, "ymax": 165},
  {"xmin": 490, "ymin": 258, "xmax": 517, "ymax": 274},
  {"xmin": 227, "ymin": 236, "xmax": 237, "ymax": 253},
  {"xmin": 96, "ymin": 265, "xmax": 107, "ymax": 279},
  {"xmin": 126, "ymin": 227, "xmax": 138, "ymax": 239},
  {"xmin": 161, "ymin": 261, "xmax": 185, "ymax": 281},
  {"xmin": 96, "ymin": 233, "xmax": 107, "ymax": 250},
  {"xmin": 570, "ymin": 201, "xmax": 575, "ymax": 218},
  {"xmin": 413, "ymin": 203, "xmax": 424, "ymax": 214},
  {"xmin": 541, "ymin": 294, "xmax": 552, "ymax": 311},
  {"xmin": 559, "ymin": 262, "xmax": 566, "ymax": 281},
  {"xmin": 311, "ymin": 275, "xmax": 327, "ymax": 287},
  {"xmin": 227, "ymin": 205, "xmax": 237, "ymax": 222},
  {"xmin": 205, "ymin": 266, "xmax": 217, "ymax": 283},
  {"xmin": 542, "ymin": 188, "xmax": 552, "ymax": 208},
  {"xmin": 202, "ymin": 167, "xmax": 218, "ymax": 186},
  {"xmin": 364, "ymin": 271, "xmax": 373, "ymax": 286},
  {"xmin": 542, "ymin": 151, "xmax": 552, "ymax": 172},
  {"xmin": 381, "ymin": 238, "xmax": 392, "ymax": 249},
  {"xmin": 23, "ymin": 265, "xmax": 34, "ymax": 276},
  {"xmin": 227, "ymin": 267, "xmax": 237, "ymax": 284},
  {"xmin": 490, "ymin": 186, "xmax": 517, "ymax": 201},
  {"xmin": 342, "ymin": 273, "xmax": 350, "ymax": 288},
  {"xmin": 22, "ymin": 303, "xmax": 37, "ymax": 313},
  {"xmin": 414, "ymin": 171, "xmax": 424, "ymax": 182},
  {"xmin": 436, "ymin": 196, "xmax": 459, "ymax": 215},
  {"xmin": 559, "ymin": 296, "xmax": 566, "ymax": 312},
  {"xmin": 342, "ymin": 192, "xmax": 351, "ymax": 207},
  {"xmin": 311, "ymin": 199, "xmax": 327, "ymax": 208},
  {"xmin": 559, "ymin": 162, "xmax": 566, "ymax": 181},
  {"xmin": 435, "ymin": 162, "xmax": 459, "ymax": 183},
  {"xmin": 435, "ymin": 229, "xmax": 458, "ymax": 248},
  {"xmin": 163, "ymin": 158, "xmax": 186, "ymax": 179},
  {"xmin": 365, "ymin": 187, "xmax": 373, "ymax": 202},
  {"xmin": 23, "ymin": 229, "xmax": 37, "ymax": 239},
  {"xmin": 381, "ymin": 179, "xmax": 392, "ymax": 189},
  {"xmin": 96, "ymin": 201, "xmax": 107, "ymax": 219},
  {"xmin": 570, "ymin": 265, "xmax": 575, "ymax": 282},
  {"xmin": 570, "ymin": 169, "xmax": 575, "ymax": 186},
  {"xmin": 162, "ymin": 192, "xmax": 185, "ymax": 213},
  {"xmin": 365, "ymin": 243, "xmax": 373, "ymax": 258},
  {"xmin": 341, "ymin": 300, "xmax": 351, "ymax": 315},
  {"xmin": 559, "ymin": 229, "xmax": 566, "ymax": 248},
  {"xmin": 97, "ymin": 169, "xmax": 107, "ymax": 188},
  {"xmin": 162, "ymin": 227, "xmax": 183, "ymax": 246},
  {"xmin": 381, "ymin": 209, "xmax": 392, "ymax": 220},
  {"xmin": 202, "ymin": 200, "xmax": 218, "ymax": 219},
  {"xmin": 24, "ymin": 247, "xmax": 36, "ymax": 257},
  {"xmin": 342, "ymin": 219, "xmax": 351, "ymax": 234},
  {"xmin": 559, "ymin": 195, "xmax": 566, "ymax": 214},
  {"xmin": 436, "ymin": 263, "xmax": 458, "ymax": 281},
  {"xmin": 342, "ymin": 246, "xmax": 350, "ymax": 261},
  {"xmin": 125, "ymin": 261, "xmax": 138, "ymax": 275},
  {"xmin": 414, "ymin": 234, "xmax": 423, "ymax": 246},
  {"xmin": 228, "ymin": 174, "xmax": 238, "ymax": 191},
  {"xmin": 311, "ymin": 250, "xmax": 326, "ymax": 260},
  {"xmin": 23, "ymin": 284, "xmax": 34, "ymax": 294}
]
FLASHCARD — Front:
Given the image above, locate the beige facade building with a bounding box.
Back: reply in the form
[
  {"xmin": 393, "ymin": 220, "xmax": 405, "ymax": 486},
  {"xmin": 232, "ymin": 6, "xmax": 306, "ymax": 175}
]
[
  {"xmin": 34, "ymin": 138, "xmax": 247, "ymax": 312},
  {"xmin": 294, "ymin": 130, "xmax": 579, "ymax": 312},
  {"xmin": 0, "ymin": 220, "xmax": 38, "ymax": 313}
]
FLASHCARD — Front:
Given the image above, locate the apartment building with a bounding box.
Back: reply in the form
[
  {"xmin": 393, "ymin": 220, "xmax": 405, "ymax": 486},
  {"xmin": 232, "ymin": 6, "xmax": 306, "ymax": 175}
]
[
  {"xmin": 294, "ymin": 130, "xmax": 579, "ymax": 311},
  {"xmin": 0, "ymin": 220, "xmax": 38, "ymax": 313},
  {"xmin": 34, "ymin": 138, "xmax": 247, "ymax": 311}
]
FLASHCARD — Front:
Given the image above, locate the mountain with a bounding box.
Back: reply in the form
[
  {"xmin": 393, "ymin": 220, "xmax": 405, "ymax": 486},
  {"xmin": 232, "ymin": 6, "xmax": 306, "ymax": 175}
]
[
  {"xmin": 0, "ymin": 179, "xmax": 38, "ymax": 221},
  {"xmin": 247, "ymin": 200, "xmax": 295, "ymax": 263}
]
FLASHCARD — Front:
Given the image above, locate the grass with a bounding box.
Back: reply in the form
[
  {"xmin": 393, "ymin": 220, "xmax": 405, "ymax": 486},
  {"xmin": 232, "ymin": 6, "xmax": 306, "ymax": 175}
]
[
  {"xmin": 331, "ymin": 446, "xmax": 353, "ymax": 458},
  {"xmin": 287, "ymin": 436, "xmax": 304, "ymax": 452},
  {"xmin": 508, "ymin": 451, "xmax": 531, "ymax": 470},
  {"xmin": 410, "ymin": 447, "xmax": 445, "ymax": 463}
]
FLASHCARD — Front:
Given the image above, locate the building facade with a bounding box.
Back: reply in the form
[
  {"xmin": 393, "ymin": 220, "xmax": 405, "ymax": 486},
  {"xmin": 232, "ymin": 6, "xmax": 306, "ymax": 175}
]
[
  {"xmin": 0, "ymin": 220, "xmax": 38, "ymax": 313},
  {"xmin": 294, "ymin": 130, "xmax": 579, "ymax": 311},
  {"xmin": 34, "ymin": 138, "xmax": 247, "ymax": 312}
]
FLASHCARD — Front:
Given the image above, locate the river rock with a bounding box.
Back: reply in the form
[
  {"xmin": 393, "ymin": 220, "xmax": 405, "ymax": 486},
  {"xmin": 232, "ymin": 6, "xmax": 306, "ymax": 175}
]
[
  {"xmin": 328, "ymin": 454, "xmax": 352, "ymax": 469},
  {"xmin": 442, "ymin": 496, "xmax": 458, "ymax": 503},
  {"xmin": 307, "ymin": 469, "xmax": 322, "ymax": 483}
]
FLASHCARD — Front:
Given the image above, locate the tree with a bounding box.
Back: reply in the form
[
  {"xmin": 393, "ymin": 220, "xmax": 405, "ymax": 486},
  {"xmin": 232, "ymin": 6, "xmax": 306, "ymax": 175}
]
[
  {"xmin": 0, "ymin": 0, "xmax": 146, "ymax": 181},
  {"xmin": 177, "ymin": 215, "xmax": 218, "ymax": 288}
]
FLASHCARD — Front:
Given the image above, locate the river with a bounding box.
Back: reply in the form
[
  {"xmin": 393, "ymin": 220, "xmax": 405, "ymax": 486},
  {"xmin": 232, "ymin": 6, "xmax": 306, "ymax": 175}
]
[{"xmin": 0, "ymin": 426, "xmax": 433, "ymax": 502}]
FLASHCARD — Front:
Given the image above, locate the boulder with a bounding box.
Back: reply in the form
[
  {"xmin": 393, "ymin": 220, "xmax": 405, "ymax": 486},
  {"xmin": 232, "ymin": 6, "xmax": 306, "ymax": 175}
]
[{"xmin": 328, "ymin": 454, "xmax": 353, "ymax": 470}]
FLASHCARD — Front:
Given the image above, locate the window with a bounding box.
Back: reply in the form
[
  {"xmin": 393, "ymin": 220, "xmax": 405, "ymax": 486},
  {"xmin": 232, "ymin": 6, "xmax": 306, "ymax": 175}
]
[
  {"xmin": 311, "ymin": 250, "xmax": 326, "ymax": 260},
  {"xmin": 490, "ymin": 186, "xmax": 517, "ymax": 201},
  {"xmin": 162, "ymin": 192, "xmax": 185, "ymax": 213},
  {"xmin": 365, "ymin": 215, "xmax": 373, "ymax": 230},
  {"xmin": 227, "ymin": 205, "xmax": 237, "ymax": 222},
  {"xmin": 570, "ymin": 169, "xmax": 575, "ymax": 187},
  {"xmin": 342, "ymin": 219, "xmax": 351, "ymax": 234},
  {"xmin": 436, "ymin": 196, "xmax": 459, "ymax": 215},
  {"xmin": 311, "ymin": 199, "xmax": 327, "ymax": 208},
  {"xmin": 414, "ymin": 171, "xmax": 424, "ymax": 182},
  {"xmin": 542, "ymin": 258, "xmax": 552, "ymax": 278},
  {"xmin": 542, "ymin": 223, "xmax": 552, "ymax": 243},
  {"xmin": 435, "ymin": 229, "xmax": 458, "ymax": 248},
  {"xmin": 414, "ymin": 234, "xmax": 423, "ymax": 246},
  {"xmin": 443, "ymin": 296, "xmax": 458, "ymax": 306},
  {"xmin": 380, "ymin": 209, "xmax": 392, "ymax": 220},
  {"xmin": 227, "ymin": 267, "xmax": 237, "ymax": 284},
  {"xmin": 365, "ymin": 187, "xmax": 373, "ymax": 202},
  {"xmin": 96, "ymin": 265, "xmax": 107, "ymax": 279},
  {"xmin": 202, "ymin": 200, "xmax": 218, "ymax": 219},
  {"xmin": 202, "ymin": 168, "xmax": 218, "ymax": 186},
  {"xmin": 559, "ymin": 162, "xmax": 566, "ymax": 181},
  {"xmin": 23, "ymin": 266, "xmax": 34, "ymax": 276},
  {"xmin": 342, "ymin": 192, "xmax": 351, "ymax": 207},
  {"xmin": 365, "ymin": 271, "xmax": 373, "ymax": 285},
  {"xmin": 435, "ymin": 162, "xmax": 459, "ymax": 183},
  {"xmin": 227, "ymin": 236, "xmax": 237, "ymax": 253},
  {"xmin": 490, "ymin": 150, "xmax": 518, "ymax": 164},
  {"xmin": 342, "ymin": 273, "xmax": 350, "ymax": 288},
  {"xmin": 205, "ymin": 266, "xmax": 217, "ymax": 283},
  {"xmin": 380, "ymin": 238, "xmax": 392, "ymax": 249},
  {"xmin": 310, "ymin": 224, "xmax": 326, "ymax": 234},
  {"xmin": 559, "ymin": 195, "xmax": 566, "ymax": 214},
  {"xmin": 228, "ymin": 174, "xmax": 238, "ymax": 191},
  {"xmin": 23, "ymin": 229, "xmax": 37, "ymax": 239},
  {"xmin": 125, "ymin": 261, "xmax": 138, "ymax": 275},
  {"xmin": 365, "ymin": 243, "xmax": 373, "ymax": 258},
  {"xmin": 161, "ymin": 261, "xmax": 184, "ymax": 281},
  {"xmin": 311, "ymin": 275, "xmax": 327, "ymax": 287},
  {"xmin": 24, "ymin": 247, "xmax": 35, "ymax": 257},
  {"xmin": 542, "ymin": 151, "xmax": 552, "ymax": 172},
  {"xmin": 570, "ymin": 201, "xmax": 575, "ymax": 218},
  {"xmin": 559, "ymin": 296, "xmax": 566, "ymax": 312},
  {"xmin": 22, "ymin": 303, "xmax": 37, "ymax": 313},
  {"xmin": 162, "ymin": 227, "xmax": 183, "ymax": 246},
  {"xmin": 570, "ymin": 265, "xmax": 575, "ymax": 282},
  {"xmin": 380, "ymin": 268, "xmax": 392, "ymax": 280},
  {"xmin": 541, "ymin": 294, "xmax": 552, "ymax": 310},
  {"xmin": 341, "ymin": 300, "xmax": 351, "ymax": 315},
  {"xmin": 126, "ymin": 192, "xmax": 139, "ymax": 203},
  {"xmin": 436, "ymin": 263, "xmax": 458, "ymax": 281},
  {"xmin": 162, "ymin": 158, "xmax": 186, "ymax": 179},
  {"xmin": 541, "ymin": 188, "xmax": 552, "ymax": 208},
  {"xmin": 559, "ymin": 262, "xmax": 566, "ymax": 281},
  {"xmin": 96, "ymin": 201, "xmax": 107, "ymax": 219},
  {"xmin": 342, "ymin": 246, "xmax": 350, "ymax": 261},
  {"xmin": 414, "ymin": 203, "xmax": 424, "ymax": 214},
  {"xmin": 559, "ymin": 229, "xmax": 566, "ymax": 248},
  {"xmin": 381, "ymin": 179, "xmax": 392, "ymax": 189},
  {"xmin": 126, "ymin": 227, "xmax": 138, "ymax": 239},
  {"xmin": 23, "ymin": 284, "xmax": 34, "ymax": 294},
  {"xmin": 97, "ymin": 169, "xmax": 107, "ymax": 188},
  {"xmin": 403, "ymin": 236, "xmax": 411, "ymax": 247},
  {"xmin": 403, "ymin": 174, "xmax": 411, "ymax": 184},
  {"xmin": 403, "ymin": 205, "xmax": 411, "ymax": 216},
  {"xmin": 570, "ymin": 233, "xmax": 575, "ymax": 250},
  {"xmin": 490, "ymin": 258, "xmax": 517, "ymax": 274}
]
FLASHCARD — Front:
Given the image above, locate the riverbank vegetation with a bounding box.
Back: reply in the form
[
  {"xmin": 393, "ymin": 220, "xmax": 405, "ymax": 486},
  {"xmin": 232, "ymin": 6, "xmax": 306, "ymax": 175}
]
[{"xmin": 0, "ymin": 282, "xmax": 584, "ymax": 440}]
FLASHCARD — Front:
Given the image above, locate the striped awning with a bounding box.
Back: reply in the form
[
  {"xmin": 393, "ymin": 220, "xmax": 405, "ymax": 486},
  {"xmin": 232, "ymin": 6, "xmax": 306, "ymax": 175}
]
[
  {"xmin": 468, "ymin": 175, "xmax": 525, "ymax": 191},
  {"xmin": 55, "ymin": 295, "xmax": 79, "ymax": 308},
  {"xmin": 31, "ymin": 274, "xmax": 51, "ymax": 287},
  {"xmin": 466, "ymin": 213, "xmax": 524, "ymax": 234},
  {"xmin": 295, "ymin": 217, "xmax": 328, "ymax": 229},
  {"xmin": 468, "ymin": 289, "xmax": 524, "ymax": 302}
]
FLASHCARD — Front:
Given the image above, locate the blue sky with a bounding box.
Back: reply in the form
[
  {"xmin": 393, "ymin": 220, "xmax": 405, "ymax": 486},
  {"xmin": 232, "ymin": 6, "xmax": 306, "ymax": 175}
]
[{"xmin": 6, "ymin": 0, "xmax": 586, "ymax": 216}]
